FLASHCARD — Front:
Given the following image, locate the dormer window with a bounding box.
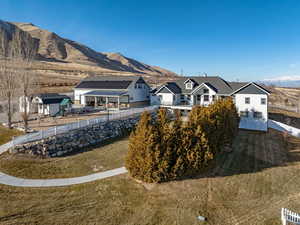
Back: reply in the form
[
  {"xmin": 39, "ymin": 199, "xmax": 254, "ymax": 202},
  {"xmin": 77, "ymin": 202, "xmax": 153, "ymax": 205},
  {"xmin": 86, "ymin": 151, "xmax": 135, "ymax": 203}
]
[{"xmin": 186, "ymin": 81, "xmax": 193, "ymax": 89}]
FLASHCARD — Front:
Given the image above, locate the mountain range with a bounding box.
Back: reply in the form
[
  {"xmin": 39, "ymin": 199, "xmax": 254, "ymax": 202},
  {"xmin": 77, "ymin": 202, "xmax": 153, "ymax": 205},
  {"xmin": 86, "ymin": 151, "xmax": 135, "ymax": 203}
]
[
  {"xmin": 260, "ymin": 76, "xmax": 300, "ymax": 87},
  {"xmin": 0, "ymin": 20, "xmax": 177, "ymax": 91}
]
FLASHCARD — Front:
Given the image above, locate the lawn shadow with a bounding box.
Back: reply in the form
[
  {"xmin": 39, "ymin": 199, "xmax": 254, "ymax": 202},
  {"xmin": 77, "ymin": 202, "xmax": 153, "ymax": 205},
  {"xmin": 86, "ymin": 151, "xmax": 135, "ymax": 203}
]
[
  {"xmin": 174, "ymin": 128, "xmax": 300, "ymax": 182},
  {"xmin": 208, "ymin": 128, "xmax": 300, "ymax": 178}
]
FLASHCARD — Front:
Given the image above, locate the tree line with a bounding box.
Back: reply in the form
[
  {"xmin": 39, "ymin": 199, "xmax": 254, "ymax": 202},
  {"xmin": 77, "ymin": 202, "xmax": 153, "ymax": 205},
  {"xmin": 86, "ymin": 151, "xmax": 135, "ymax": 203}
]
[{"xmin": 125, "ymin": 99, "xmax": 239, "ymax": 183}]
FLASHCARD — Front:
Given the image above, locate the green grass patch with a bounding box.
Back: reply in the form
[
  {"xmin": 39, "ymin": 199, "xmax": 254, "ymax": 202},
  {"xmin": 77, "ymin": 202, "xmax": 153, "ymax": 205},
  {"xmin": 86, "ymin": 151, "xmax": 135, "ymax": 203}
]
[
  {"xmin": 0, "ymin": 125, "xmax": 23, "ymax": 145},
  {"xmin": 0, "ymin": 137, "xmax": 129, "ymax": 179}
]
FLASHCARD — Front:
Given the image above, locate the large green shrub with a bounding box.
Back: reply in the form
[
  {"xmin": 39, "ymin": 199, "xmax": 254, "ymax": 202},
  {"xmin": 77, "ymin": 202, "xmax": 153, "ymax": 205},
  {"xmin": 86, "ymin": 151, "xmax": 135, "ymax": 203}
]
[{"xmin": 126, "ymin": 98, "xmax": 239, "ymax": 183}]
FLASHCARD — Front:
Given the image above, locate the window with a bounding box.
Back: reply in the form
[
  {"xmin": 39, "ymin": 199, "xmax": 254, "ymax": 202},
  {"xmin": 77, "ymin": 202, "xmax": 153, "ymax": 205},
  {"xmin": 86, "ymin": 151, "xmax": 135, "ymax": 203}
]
[
  {"xmin": 212, "ymin": 95, "xmax": 216, "ymax": 101},
  {"xmin": 180, "ymin": 95, "xmax": 184, "ymax": 99},
  {"xmin": 204, "ymin": 95, "xmax": 209, "ymax": 102},
  {"xmin": 240, "ymin": 111, "xmax": 249, "ymax": 117},
  {"xmin": 261, "ymin": 98, "xmax": 266, "ymax": 105},
  {"xmin": 254, "ymin": 112, "xmax": 263, "ymax": 119},
  {"xmin": 203, "ymin": 88, "xmax": 209, "ymax": 94},
  {"xmin": 173, "ymin": 95, "xmax": 175, "ymax": 101},
  {"xmin": 197, "ymin": 95, "xmax": 201, "ymax": 101},
  {"xmin": 245, "ymin": 97, "xmax": 250, "ymax": 104},
  {"xmin": 186, "ymin": 82, "xmax": 193, "ymax": 89}
]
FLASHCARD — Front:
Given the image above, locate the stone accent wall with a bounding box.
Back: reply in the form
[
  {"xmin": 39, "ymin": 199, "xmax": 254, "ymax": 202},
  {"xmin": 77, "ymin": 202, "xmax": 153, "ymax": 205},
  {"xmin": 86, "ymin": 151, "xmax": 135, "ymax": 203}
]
[{"xmin": 9, "ymin": 116, "xmax": 141, "ymax": 157}]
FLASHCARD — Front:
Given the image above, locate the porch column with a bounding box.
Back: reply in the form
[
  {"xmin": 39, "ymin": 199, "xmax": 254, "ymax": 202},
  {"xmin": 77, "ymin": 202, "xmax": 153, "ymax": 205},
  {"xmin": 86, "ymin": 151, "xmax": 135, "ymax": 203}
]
[
  {"xmin": 105, "ymin": 97, "xmax": 108, "ymax": 109},
  {"xmin": 94, "ymin": 96, "xmax": 97, "ymax": 107},
  {"xmin": 117, "ymin": 96, "xmax": 120, "ymax": 110}
]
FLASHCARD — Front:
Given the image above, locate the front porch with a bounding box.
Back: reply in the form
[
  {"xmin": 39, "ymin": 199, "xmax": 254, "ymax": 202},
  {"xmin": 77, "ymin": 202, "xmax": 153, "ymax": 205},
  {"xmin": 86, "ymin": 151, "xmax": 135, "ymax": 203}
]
[{"xmin": 83, "ymin": 91, "xmax": 130, "ymax": 110}]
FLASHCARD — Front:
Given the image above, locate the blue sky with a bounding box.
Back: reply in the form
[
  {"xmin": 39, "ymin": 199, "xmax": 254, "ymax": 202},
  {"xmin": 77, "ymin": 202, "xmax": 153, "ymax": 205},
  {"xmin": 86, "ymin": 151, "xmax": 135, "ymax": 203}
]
[{"xmin": 1, "ymin": 0, "xmax": 300, "ymax": 81}]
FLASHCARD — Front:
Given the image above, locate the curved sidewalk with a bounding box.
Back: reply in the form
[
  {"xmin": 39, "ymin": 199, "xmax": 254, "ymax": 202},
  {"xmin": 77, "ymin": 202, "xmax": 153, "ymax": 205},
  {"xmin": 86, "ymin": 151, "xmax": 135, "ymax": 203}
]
[{"xmin": 0, "ymin": 167, "xmax": 128, "ymax": 187}]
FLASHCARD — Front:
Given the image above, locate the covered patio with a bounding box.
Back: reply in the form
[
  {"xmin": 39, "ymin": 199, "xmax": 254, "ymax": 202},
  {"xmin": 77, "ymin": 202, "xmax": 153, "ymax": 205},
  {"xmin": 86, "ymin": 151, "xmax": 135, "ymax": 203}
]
[{"xmin": 83, "ymin": 91, "xmax": 130, "ymax": 110}]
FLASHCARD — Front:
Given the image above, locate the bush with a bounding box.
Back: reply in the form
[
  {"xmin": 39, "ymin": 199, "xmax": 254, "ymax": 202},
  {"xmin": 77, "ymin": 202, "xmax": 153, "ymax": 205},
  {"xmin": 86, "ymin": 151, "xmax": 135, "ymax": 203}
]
[{"xmin": 126, "ymin": 99, "xmax": 239, "ymax": 183}]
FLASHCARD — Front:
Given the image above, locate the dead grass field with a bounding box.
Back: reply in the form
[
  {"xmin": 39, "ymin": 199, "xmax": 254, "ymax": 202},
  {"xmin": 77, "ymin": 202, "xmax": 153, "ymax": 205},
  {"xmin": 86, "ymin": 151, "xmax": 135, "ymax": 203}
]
[
  {"xmin": 1, "ymin": 129, "xmax": 300, "ymax": 225},
  {"xmin": 0, "ymin": 125, "xmax": 23, "ymax": 145},
  {"xmin": 0, "ymin": 137, "xmax": 128, "ymax": 179}
]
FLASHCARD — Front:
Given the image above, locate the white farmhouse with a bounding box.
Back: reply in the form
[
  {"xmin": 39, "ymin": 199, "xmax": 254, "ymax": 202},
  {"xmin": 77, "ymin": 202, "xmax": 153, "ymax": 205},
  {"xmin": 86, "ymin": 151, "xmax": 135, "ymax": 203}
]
[
  {"xmin": 154, "ymin": 76, "xmax": 270, "ymax": 131},
  {"xmin": 73, "ymin": 76, "xmax": 150, "ymax": 109}
]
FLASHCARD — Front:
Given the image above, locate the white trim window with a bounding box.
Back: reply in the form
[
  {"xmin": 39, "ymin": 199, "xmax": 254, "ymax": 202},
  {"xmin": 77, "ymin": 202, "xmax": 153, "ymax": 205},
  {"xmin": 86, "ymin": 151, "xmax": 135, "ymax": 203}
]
[
  {"xmin": 254, "ymin": 111, "xmax": 263, "ymax": 119},
  {"xmin": 240, "ymin": 111, "xmax": 249, "ymax": 117},
  {"xmin": 186, "ymin": 82, "xmax": 193, "ymax": 89},
  {"xmin": 245, "ymin": 97, "xmax": 250, "ymax": 104},
  {"xmin": 203, "ymin": 95, "xmax": 209, "ymax": 102},
  {"xmin": 261, "ymin": 98, "xmax": 266, "ymax": 105}
]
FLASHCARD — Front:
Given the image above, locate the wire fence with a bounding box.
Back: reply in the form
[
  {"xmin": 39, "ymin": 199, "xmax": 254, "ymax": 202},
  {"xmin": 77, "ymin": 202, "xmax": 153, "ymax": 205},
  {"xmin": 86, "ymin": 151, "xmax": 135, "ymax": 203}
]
[{"xmin": 0, "ymin": 105, "xmax": 159, "ymax": 154}]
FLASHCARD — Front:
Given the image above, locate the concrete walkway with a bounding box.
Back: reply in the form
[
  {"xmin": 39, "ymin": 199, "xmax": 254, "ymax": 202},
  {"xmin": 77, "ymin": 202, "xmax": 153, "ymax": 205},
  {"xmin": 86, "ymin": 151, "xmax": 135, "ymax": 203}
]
[{"xmin": 0, "ymin": 167, "xmax": 128, "ymax": 187}]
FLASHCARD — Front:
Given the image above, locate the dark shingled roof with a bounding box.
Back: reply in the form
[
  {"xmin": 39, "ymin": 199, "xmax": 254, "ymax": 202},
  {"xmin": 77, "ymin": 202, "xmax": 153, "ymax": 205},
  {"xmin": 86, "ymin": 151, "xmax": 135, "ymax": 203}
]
[
  {"xmin": 76, "ymin": 80, "xmax": 132, "ymax": 89},
  {"xmin": 165, "ymin": 82, "xmax": 181, "ymax": 94},
  {"xmin": 171, "ymin": 76, "xmax": 232, "ymax": 94},
  {"xmin": 35, "ymin": 93, "xmax": 70, "ymax": 105},
  {"xmin": 75, "ymin": 75, "xmax": 146, "ymax": 90},
  {"xmin": 156, "ymin": 76, "xmax": 269, "ymax": 95}
]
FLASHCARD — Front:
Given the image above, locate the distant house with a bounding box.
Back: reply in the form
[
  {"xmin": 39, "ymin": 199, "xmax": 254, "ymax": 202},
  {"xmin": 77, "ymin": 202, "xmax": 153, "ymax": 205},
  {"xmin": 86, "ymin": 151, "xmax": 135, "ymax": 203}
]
[
  {"xmin": 73, "ymin": 76, "xmax": 150, "ymax": 109},
  {"xmin": 155, "ymin": 76, "xmax": 271, "ymax": 131},
  {"xmin": 19, "ymin": 93, "xmax": 72, "ymax": 116}
]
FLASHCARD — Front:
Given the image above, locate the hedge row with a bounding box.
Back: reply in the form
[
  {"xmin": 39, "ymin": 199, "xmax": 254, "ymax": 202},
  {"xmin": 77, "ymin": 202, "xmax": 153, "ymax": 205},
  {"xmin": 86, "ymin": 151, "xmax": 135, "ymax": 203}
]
[{"xmin": 125, "ymin": 98, "xmax": 239, "ymax": 183}]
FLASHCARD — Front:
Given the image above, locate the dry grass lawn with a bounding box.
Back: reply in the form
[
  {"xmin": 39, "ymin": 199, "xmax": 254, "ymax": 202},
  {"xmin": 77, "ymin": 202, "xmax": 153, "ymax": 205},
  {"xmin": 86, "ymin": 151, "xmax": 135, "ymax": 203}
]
[
  {"xmin": 1, "ymin": 129, "xmax": 300, "ymax": 225},
  {"xmin": 0, "ymin": 137, "xmax": 128, "ymax": 179},
  {"xmin": 0, "ymin": 125, "xmax": 23, "ymax": 145}
]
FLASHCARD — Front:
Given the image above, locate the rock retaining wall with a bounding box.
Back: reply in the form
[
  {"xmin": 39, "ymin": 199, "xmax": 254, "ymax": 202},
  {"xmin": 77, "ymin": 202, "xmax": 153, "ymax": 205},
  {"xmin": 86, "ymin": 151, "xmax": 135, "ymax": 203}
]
[{"xmin": 9, "ymin": 116, "xmax": 140, "ymax": 157}]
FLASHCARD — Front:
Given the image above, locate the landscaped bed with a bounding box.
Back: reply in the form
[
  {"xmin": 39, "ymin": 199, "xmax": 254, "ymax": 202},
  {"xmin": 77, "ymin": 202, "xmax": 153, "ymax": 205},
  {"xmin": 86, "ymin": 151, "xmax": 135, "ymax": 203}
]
[
  {"xmin": 0, "ymin": 125, "xmax": 23, "ymax": 145},
  {"xmin": 1, "ymin": 129, "xmax": 300, "ymax": 225},
  {"xmin": 0, "ymin": 137, "xmax": 128, "ymax": 179}
]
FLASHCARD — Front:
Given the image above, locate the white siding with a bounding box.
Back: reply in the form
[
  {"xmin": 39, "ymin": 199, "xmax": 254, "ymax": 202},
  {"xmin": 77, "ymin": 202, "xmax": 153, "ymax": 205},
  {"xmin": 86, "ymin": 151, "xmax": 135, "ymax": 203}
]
[
  {"xmin": 234, "ymin": 94, "xmax": 268, "ymax": 120},
  {"xmin": 157, "ymin": 93, "xmax": 174, "ymax": 105},
  {"xmin": 74, "ymin": 84, "xmax": 150, "ymax": 105},
  {"xmin": 128, "ymin": 84, "xmax": 150, "ymax": 102}
]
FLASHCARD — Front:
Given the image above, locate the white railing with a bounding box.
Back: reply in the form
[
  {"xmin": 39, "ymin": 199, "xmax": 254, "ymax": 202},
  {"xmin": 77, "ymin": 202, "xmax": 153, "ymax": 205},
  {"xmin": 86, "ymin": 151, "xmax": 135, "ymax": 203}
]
[
  {"xmin": 268, "ymin": 119, "xmax": 300, "ymax": 137},
  {"xmin": 281, "ymin": 208, "xmax": 300, "ymax": 225},
  {"xmin": 0, "ymin": 105, "xmax": 158, "ymax": 154}
]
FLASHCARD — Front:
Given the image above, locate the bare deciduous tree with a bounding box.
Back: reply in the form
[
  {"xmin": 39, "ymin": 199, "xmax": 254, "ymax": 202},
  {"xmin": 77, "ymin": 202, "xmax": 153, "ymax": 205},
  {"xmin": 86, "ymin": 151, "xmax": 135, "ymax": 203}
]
[
  {"xmin": 0, "ymin": 27, "xmax": 38, "ymax": 131},
  {"xmin": 0, "ymin": 59, "xmax": 19, "ymax": 129},
  {"xmin": 17, "ymin": 59, "xmax": 39, "ymax": 133}
]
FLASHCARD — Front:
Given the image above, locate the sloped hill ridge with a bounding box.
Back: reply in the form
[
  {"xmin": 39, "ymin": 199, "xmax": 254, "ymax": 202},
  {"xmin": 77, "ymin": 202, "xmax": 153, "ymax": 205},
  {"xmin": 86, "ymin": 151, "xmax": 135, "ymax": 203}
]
[
  {"xmin": 0, "ymin": 20, "xmax": 39, "ymax": 58},
  {"xmin": 8, "ymin": 21, "xmax": 176, "ymax": 76}
]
